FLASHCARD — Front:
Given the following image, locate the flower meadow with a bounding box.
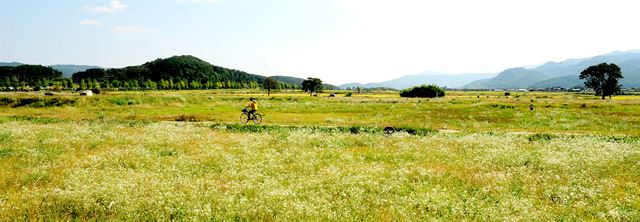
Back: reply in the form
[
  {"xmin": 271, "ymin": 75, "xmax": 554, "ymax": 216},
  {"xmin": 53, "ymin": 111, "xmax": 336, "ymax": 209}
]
[{"xmin": 1, "ymin": 120, "xmax": 638, "ymax": 221}]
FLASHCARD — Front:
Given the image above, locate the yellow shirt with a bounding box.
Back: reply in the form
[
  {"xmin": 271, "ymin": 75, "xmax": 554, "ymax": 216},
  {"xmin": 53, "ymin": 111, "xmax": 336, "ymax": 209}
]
[{"xmin": 248, "ymin": 102, "xmax": 258, "ymax": 111}]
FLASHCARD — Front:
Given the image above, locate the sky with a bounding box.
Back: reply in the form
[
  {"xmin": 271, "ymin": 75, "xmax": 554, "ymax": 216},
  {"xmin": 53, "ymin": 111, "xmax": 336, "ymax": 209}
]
[{"xmin": 1, "ymin": 0, "xmax": 640, "ymax": 84}]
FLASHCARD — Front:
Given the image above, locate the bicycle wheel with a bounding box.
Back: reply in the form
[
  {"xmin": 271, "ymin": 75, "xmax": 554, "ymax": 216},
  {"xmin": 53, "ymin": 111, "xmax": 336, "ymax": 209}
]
[
  {"xmin": 252, "ymin": 113, "xmax": 263, "ymax": 124},
  {"xmin": 240, "ymin": 113, "xmax": 250, "ymax": 124}
]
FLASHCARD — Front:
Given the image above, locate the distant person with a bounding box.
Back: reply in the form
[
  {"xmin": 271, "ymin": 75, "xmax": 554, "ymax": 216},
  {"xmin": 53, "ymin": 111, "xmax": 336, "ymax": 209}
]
[{"xmin": 245, "ymin": 97, "xmax": 258, "ymax": 119}]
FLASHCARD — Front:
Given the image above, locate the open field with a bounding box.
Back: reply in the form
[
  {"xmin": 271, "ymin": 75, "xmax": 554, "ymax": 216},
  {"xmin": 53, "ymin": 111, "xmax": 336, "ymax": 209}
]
[
  {"xmin": 1, "ymin": 90, "xmax": 640, "ymax": 135},
  {"xmin": 1, "ymin": 90, "xmax": 639, "ymax": 220}
]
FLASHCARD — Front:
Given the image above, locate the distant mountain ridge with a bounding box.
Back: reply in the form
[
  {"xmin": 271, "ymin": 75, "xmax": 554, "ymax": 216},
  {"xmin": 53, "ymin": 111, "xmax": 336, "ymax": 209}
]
[
  {"xmin": 0, "ymin": 62, "xmax": 24, "ymax": 67},
  {"xmin": 463, "ymin": 68, "xmax": 548, "ymax": 89},
  {"xmin": 340, "ymin": 72, "xmax": 496, "ymax": 90},
  {"xmin": 50, "ymin": 65, "xmax": 102, "ymax": 78},
  {"xmin": 463, "ymin": 50, "xmax": 640, "ymax": 89}
]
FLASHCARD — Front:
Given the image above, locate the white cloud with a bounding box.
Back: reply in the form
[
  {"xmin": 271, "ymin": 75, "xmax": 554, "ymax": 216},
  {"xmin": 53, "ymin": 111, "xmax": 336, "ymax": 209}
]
[
  {"xmin": 85, "ymin": 0, "xmax": 127, "ymax": 13},
  {"xmin": 114, "ymin": 26, "xmax": 159, "ymax": 34},
  {"xmin": 79, "ymin": 19, "xmax": 101, "ymax": 27}
]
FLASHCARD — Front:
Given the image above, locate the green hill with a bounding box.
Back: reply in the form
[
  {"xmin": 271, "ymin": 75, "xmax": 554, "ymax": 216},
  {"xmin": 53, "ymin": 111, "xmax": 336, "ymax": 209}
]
[
  {"xmin": 71, "ymin": 55, "xmax": 325, "ymax": 89},
  {"xmin": 71, "ymin": 55, "xmax": 266, "ymax": 89}
]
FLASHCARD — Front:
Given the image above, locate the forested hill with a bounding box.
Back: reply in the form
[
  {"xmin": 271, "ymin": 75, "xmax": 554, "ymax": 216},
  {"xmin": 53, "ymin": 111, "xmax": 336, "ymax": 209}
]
[
  {"xmin": 142, "ymin": 55, "xmax": 264, "ymax": 83},
  {"xmin": 73, "ymin": 55, "xmax": 263, "ymax": 84},
  {"xmin": 1, "ymin": 55, "xmax": 331, "ymax": 90},
  {"xmin": 70, "ymin": 55, "xmax": 301, "ymax": 89}
]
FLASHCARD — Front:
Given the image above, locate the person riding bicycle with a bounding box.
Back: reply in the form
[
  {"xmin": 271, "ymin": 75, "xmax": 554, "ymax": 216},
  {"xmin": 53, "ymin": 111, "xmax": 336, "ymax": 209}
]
[{"xmin": 245, "ymin": 98, "xmax": 258, "ymax": 119}]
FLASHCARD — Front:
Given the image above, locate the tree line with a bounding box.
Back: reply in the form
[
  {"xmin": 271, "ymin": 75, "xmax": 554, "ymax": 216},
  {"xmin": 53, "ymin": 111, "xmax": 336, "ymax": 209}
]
[
  {"xmin": 0, "ymin": 65, "xmax": 64, "ymax": 90},
  {"xmin": 0, "ymin": 56, "xmax": 305, "ymax": 91}
]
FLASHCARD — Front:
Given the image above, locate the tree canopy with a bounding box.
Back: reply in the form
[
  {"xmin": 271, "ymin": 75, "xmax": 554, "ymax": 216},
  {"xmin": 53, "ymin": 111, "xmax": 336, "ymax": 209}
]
[
  {"xmin": 400, "ymin": 84, "xmax": 445, "ymax": 98},
  {"xmin": 0, "ymin": 65, "xmax": 63, "ymax": 88},
  {"xmin": 579, "ymin": 63, "xmax": 623, "ymax": 99},
  {"xmin": 263, "ymin": 77, "xmax": 279, "ymax": 96},
  {"xmin": 302, "ymin": 77, "xmax": 323, "ymax": 96}
]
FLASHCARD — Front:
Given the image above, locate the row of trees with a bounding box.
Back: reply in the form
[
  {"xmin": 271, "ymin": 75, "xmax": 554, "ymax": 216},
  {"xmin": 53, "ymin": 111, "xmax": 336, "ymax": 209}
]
[
  {"xmin": 0, "ymin": 55, "xmax": 307, "ymax": 91},
  {"xmin": 0, "ymin": 65, "xmax": 314, "ymax": 93},
  {"xmin": 0, "ymin": 65, "xmax": 63, "ymax": 88},
  {"xmin": 0, "ymin": 77, "xmax": 302, "ymax": 91}
]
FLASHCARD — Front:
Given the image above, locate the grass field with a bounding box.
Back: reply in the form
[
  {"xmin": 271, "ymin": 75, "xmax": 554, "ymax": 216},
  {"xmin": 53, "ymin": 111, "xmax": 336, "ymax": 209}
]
[{"xmin": 0, "ymin": 90, "xmax": 639, "ymax": 220}]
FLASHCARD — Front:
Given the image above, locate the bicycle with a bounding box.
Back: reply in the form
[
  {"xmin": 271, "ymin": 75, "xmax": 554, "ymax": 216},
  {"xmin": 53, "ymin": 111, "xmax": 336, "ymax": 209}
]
[{"xmin": 240, "ymin": 108, "xmax": 262, "ymax": 124}]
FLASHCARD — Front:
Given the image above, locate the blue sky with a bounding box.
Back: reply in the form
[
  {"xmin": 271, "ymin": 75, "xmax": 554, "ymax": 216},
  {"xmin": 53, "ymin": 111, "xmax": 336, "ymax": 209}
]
[{"xmin": 2, "ymin": 0, "xmax": 640, "ymax": 84}]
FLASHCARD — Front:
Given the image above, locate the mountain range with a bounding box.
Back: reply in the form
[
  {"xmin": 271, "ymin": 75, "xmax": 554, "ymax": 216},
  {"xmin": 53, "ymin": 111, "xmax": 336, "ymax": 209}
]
[
  {"xmin": 340, "ymin": 50, "xmax": 640, "ymax": 90},
  {"xmin": 340, "ymin": 72, "xmax": 496, "ymax": 89},
  {"xmin": 4, "ymin": 50, "xmax": 640, "ymax": 90},
  {"xmin": 463, "ymin": 50, "xmax": 640, "ymax": 89}
]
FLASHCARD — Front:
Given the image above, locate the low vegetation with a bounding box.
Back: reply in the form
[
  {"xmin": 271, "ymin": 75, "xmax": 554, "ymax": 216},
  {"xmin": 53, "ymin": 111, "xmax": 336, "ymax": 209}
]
[{"xmin": 0, "ymin": 90, "xmax": 638, "ymax": 220}]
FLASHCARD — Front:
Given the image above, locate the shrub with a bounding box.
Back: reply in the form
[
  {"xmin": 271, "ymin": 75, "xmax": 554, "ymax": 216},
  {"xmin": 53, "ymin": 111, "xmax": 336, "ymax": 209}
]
[
  {"xmin": 345, "ymin": 92, "xmax": 353, "ymax": 97},
  {"xmin": 175, "ymin": 115, "xmax": 200, "ymax": 122},
  {"xmin": 0, "ymin": 148, "xmax": 12, "ymax": 158},
  {"xmin": 399, "ymin": 84, "xmax": 445, "ymax": 98},
  {"xmin": 109, "ymin": 98, "xmax": 137, "ymax": 105},
  {"xmin": 11, "ymin": 98, "xmax": 77, "ymax": 108},
  {"xmin": 528, "ymin": 133, "xmax": 556, "ymax": 142}
]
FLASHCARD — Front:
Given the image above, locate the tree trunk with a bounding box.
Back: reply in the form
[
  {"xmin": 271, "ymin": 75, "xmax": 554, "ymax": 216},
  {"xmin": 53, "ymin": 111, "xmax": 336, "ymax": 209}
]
[{"xmin": 268, "ymin": 88, "xmax": 270, "ymax": 96}]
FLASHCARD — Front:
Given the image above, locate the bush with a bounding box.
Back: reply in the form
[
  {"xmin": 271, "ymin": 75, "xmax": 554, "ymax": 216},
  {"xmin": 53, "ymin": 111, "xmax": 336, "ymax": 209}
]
[
  {"xmin": 400, "ymin": 85, "xmax": 445, "ymax": 98},
  {"xmin": 528, "ymin": 133, "xmax": 556, "ymax": 142},
  {"xmin": 175, "ymin": 115, "xmax": 200, "ymax": 122}
]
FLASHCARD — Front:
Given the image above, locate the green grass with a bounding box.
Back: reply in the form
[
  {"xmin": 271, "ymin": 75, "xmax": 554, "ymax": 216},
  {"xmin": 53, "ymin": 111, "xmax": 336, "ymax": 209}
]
[
  {"xmin": 0, "ymin": 90, "xmax": 639, "ymax": 220},
  {"xmin": 1, "ymin": 90, "xmax": 639, "ymax": 135}
]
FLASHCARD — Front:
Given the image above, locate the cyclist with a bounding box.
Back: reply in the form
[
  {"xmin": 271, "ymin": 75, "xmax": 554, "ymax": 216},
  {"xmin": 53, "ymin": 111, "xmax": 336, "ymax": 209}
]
[{"xmin": 245, "ymin": 97, "xmax": 258, "ymax": 119}]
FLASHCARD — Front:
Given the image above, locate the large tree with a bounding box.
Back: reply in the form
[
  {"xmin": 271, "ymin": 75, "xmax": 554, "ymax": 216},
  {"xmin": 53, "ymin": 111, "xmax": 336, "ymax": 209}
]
[
  {"xmin": 263, "ymin": 77, "xmax": 279, "ymax": 96},
  {"xmin": 579, "ymin": 63, "xmax": 624, "ymax": 99},
  {"xmin": 302, "ymin": 77, "xmax": 322, "ymax": 96}
]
